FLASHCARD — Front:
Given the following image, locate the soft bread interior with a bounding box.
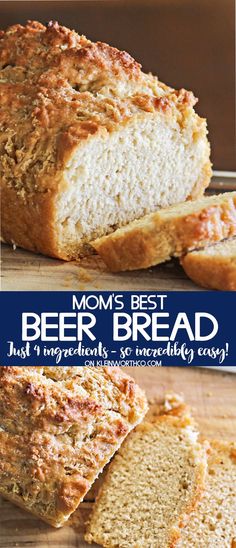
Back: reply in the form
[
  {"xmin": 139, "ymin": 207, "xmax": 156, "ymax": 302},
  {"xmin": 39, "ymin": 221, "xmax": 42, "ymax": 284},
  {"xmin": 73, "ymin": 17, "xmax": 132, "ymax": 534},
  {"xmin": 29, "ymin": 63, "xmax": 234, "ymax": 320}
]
[
  {"xmin": 85, "ymin": 416, "xmax": 207, "ymax": 547},
  {"xmin": 56, "ymin": 111, "xmax": 209, "ymax": 258}
]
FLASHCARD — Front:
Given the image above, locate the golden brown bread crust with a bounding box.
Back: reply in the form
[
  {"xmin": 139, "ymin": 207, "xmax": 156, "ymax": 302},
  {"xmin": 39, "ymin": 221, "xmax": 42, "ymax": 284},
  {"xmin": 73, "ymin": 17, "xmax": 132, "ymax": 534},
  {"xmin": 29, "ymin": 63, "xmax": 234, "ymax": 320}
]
[
  {"xmin": 0, "ymin": 366, "xmax": 147, "ymax": 527},
  {"xmin": 0, "ymin": 20, "xmax": 210, "ymax": 259},
  {"xmin": 181, "ymin": 239, "xmax": 236, "ymax": 290},
  {"xmin": 93, "ymin": 192, "xmax": 236, "ymax": 272},
  {"xmin": 186, "ymin": 160, "xmax": 212, "ymax": 201}
]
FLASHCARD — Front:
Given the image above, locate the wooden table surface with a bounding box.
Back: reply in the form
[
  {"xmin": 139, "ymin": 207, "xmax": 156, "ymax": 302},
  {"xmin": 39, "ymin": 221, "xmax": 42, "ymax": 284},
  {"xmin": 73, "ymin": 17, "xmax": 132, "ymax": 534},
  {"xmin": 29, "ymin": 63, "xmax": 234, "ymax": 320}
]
[
  {"xmin": 0, "ymin": 367, "xmax": 235, "ymax": 547},
  {"xmin": 1, "ymin": 244, "xmax": 203, "ymax": 291}
]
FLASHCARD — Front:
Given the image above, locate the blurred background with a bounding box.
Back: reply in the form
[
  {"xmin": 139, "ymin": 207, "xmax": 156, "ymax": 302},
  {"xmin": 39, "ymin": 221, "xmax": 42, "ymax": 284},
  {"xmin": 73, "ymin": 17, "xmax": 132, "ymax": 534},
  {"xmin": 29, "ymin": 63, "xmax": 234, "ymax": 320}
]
[{"xmin": 0, "ymin": 0, "xmax": 235, "ymax": 171}]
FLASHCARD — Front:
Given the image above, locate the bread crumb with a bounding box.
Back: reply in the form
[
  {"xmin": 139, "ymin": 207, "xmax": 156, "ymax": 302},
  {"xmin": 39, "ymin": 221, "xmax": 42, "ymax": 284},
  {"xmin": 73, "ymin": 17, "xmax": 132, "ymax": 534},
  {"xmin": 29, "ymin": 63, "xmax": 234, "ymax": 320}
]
[
  {"xmin": 148, "ymin": 397, "xmax": 158, "ymax": 405},
  {"xmin": 77, "ymin": 267, "xmax": 92, "ymax": 283}
]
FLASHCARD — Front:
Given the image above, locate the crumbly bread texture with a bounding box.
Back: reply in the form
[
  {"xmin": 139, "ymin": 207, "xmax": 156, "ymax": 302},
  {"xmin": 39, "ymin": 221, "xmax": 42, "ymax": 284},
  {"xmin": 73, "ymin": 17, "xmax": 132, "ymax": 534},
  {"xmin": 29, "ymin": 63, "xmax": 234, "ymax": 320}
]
[
  {"xmin": 156, "ymin": 393, "xmax": 190, "ymax": 418},
  {"xmin": 147, "ymin": 392, "xmax": 190, "ymax": 422},
  {"xmin": 179, "ymin": 441, "xmax": 236, "ymax": 547},
  {"xmin": 0, "ymin": 366, "xmax": 147, "ymax": 527},
  {"xmin": 85, "ymin": 414, "xmax": 207, "ymax": 547},
  {"xmin": 0, "ymin": 20, "xmax": 211, "ymax": 259},
  {"xmin": 93, "ymin": 192, "xmax": 236, "ymax": 271},
  {"xmin": 181, "ymin": 237, "xmax": 236, "ymax": 290}
]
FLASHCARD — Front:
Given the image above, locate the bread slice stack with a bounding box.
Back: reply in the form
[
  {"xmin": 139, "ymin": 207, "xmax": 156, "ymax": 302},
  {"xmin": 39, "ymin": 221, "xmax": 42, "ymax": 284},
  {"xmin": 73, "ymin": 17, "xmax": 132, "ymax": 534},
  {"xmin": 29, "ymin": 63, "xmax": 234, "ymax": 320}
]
[
  {"xmin": 86, "ymin": 398, "xmax": 236, "ymax": 548},
  {"xmin": 93, "ymin": 191, "xmax": 236, "ymax": 274},
  {"xmin": 0, "ymin": 368, "xmax": 235, "ymax": 544},
  {"xmin": 0, "ymin": 21, "xmax": 211, "ymax": 259}
]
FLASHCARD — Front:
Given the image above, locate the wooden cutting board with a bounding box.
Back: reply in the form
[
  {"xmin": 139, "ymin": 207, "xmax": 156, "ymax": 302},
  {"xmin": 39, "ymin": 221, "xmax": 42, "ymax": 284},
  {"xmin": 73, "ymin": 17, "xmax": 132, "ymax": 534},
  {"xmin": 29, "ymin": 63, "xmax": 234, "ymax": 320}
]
[
  {"xmin": 1, "ymin": 244, "xmax": 203, "ymax": 291},
  {"xmin": 0, "ymin": 367, "xmax": 235, "ymax": 548}
]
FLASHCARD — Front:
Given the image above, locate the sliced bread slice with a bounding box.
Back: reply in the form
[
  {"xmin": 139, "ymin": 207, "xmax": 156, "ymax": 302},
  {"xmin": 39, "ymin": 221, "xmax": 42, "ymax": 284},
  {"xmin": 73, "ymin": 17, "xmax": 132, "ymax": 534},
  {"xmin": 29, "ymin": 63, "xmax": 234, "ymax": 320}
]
[
  {"xmin": 179, "ymin": 441, "xmax": 236, "ymax": 547},
  {"xmin": 181, "ymin": 237, "xmax": 236, "ymax": 290},
  {"xmin": 92, "ymin": 192, "xmax": 236, "ymax": 271},
  {"xmin": 85, "ymin": 414, "xmax": 207, "ymax": 547}
]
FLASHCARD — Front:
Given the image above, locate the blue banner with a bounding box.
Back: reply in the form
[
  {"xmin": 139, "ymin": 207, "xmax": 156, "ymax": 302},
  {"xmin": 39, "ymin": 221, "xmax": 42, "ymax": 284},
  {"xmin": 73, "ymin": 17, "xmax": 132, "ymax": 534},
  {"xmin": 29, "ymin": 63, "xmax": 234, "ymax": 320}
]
[{"xmin": 0, "ymin": 291, "xmax": 235, "ymax": 366}]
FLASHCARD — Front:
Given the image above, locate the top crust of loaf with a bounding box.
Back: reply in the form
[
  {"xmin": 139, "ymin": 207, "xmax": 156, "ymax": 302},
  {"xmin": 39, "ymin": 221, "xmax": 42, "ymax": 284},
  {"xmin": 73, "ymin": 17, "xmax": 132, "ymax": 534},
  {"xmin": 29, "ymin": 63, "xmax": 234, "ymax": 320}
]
[
  {"xmin": 0, "ymin": 19, "xmax": 198, "ymax": 197},
  {"xmin": 0, "ymin": 366, "xmax": 147, "ymax": 527}
]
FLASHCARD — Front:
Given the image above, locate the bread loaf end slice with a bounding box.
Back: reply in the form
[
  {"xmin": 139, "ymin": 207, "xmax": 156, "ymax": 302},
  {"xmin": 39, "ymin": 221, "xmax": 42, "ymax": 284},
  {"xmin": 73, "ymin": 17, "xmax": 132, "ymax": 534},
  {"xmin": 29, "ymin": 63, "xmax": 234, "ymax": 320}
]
[{"xmin": 181, "ymin": 237, "xmax": 236, "ymax": 290}]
